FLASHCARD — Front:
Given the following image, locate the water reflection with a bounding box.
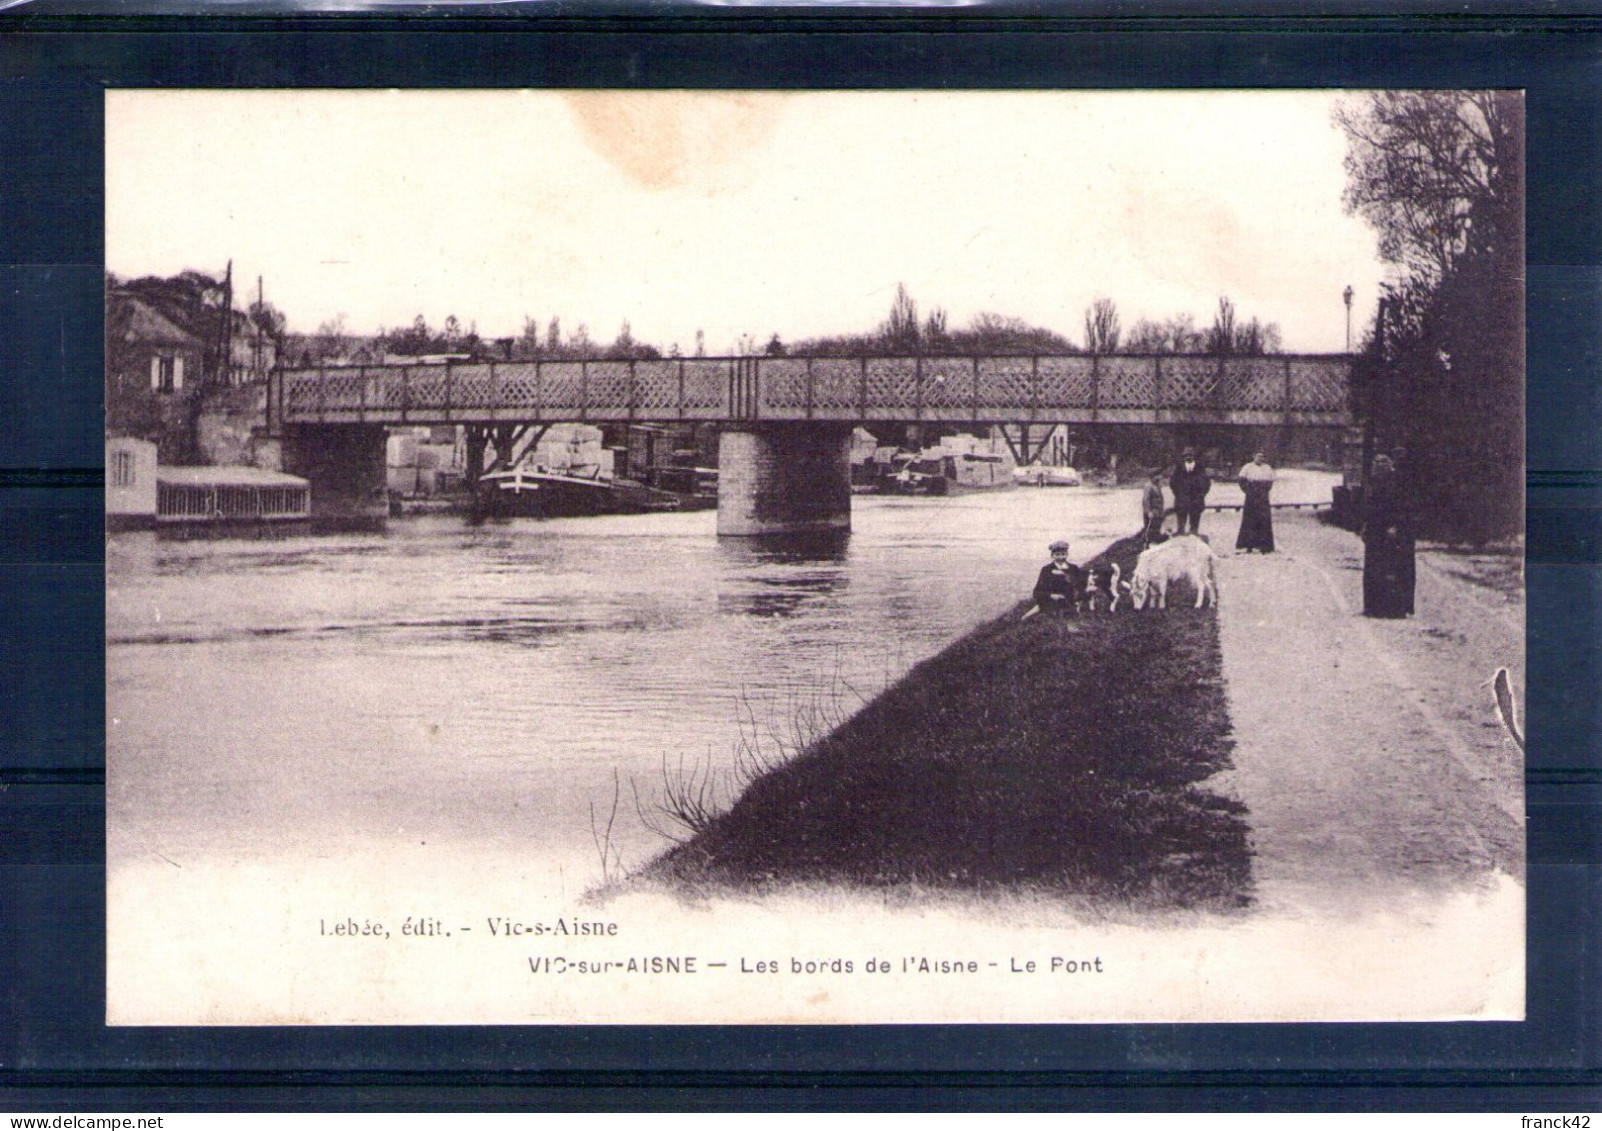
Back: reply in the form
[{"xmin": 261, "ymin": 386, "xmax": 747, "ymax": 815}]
[{"xmin": 717, "ymin": 528, "xmax": 853, "ymax": 564}]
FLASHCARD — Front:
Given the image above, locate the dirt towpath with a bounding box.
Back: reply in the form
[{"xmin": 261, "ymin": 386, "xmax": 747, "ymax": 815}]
[{"xmin": 1212, "ymin": 512, "xmax": 1524, "ymax": 916}]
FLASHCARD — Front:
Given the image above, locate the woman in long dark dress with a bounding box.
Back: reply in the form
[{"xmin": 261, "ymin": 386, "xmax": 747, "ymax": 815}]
[
  {"xmin": 1235, "ymin": 452, "xmax": 1276, "ymax": 553},
  {"xmin": 1362, "ymin": 454, "xmax": 1416, "ymax": 617}
]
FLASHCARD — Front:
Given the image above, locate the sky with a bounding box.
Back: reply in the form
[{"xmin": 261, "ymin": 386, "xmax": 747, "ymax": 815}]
[{"xmin": 107, "ymin": 90, "xmax": 1388, "ymax": 355}]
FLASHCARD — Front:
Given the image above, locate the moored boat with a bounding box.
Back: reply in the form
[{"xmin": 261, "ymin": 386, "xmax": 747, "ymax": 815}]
[
  {"xmin": 878, "ymin": 451, "xmax": 1016, "ymax": 496},
  {"xmin": 480, "ymin": 464, "xmax": 714, "ymax": 518}
]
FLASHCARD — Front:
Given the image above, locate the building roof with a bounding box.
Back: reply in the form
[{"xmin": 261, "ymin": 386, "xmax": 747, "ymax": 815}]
[
  {"xmin": 156, "ymin": 467, "xmax": 309, "ymax": 488},
  {"xmin": 117, "ymin": 295, "xmax": 201, "ymax": 347}
]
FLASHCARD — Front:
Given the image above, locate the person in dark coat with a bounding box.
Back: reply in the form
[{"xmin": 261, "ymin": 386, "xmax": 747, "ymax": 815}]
[
  {"xmin": 1170, "ymin": 449, "xmax": 1211, "ymax": 535},
  {"xmin": 1235, "ymin": 451, "xmax": 1276, "ymax": 553},
  {"xmin": 1362, "ymin": 453, "xmax": 1417, "ymax": 617},
  {"xmin": 1032, "ymin": 539, "xmax": 1085, "ymax": 615}
]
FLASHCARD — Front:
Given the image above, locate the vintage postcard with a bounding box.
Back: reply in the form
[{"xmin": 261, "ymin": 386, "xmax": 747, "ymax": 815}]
[{"xmin": 105, "ymin": 89, "xmax": 1524, "ymax": 1024}]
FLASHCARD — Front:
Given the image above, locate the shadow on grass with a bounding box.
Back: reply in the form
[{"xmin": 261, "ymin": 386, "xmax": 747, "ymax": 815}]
[{"xmin": 641, "ymin": 535, "xmax": 1253, "ymax": 913}]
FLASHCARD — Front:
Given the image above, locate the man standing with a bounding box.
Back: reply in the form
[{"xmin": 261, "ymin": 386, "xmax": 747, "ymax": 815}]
[{"xmin": 1170, "ymin": 448, "xmax": 1211, "ymax": 535}]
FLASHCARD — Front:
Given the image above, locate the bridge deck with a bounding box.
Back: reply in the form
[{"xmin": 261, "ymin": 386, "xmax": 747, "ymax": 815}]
[{"xmin": 269, "ymin": 353, "xmax": 1353, "ymax": 430}]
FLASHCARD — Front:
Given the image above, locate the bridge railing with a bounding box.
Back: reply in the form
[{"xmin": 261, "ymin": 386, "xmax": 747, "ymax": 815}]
[{"xmin": 269, "ymin": 353, "xmax": 1353, "ymax": 430}]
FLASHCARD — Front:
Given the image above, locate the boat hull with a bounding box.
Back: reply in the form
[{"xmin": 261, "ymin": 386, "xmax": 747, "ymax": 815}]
[{"xmin": 480, "ymin": 469, "xmax": 713, "ymax": 518}]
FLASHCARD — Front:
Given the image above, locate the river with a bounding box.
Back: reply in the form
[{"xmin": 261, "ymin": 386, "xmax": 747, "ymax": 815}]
[{"xmin": 107, "ymin": 485, "xmax": 1174, "ymax": 880}]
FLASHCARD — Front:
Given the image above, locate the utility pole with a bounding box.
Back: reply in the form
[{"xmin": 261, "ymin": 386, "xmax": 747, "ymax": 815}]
[
  {"xmin": 213, "ymin": 259, "xmax": 234, "ymax": 389},
  {"xmin": 255, "ymin": 275, "xmax": 264, "ymax": 382}
]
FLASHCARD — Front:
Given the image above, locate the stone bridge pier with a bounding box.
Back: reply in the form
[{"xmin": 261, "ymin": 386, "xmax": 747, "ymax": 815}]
[
  {"xmin": 279, "ymin": 424, "xmax": 389, "ymax": 532},
  {"xmin": 717, "ymin": 423, "xmax": 854, "ymax": 537}
]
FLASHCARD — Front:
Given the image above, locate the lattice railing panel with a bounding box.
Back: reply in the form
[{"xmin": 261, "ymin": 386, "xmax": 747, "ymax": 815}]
[
  {"xmin": 1037, "ymin": 356, "xmax": 1096, "ymax": 410},
  {"xmin": 922, "ymin": 357, "xmax": 973, "ymax": 412},
  {"xmin": 679, "ymin": 360, "xmax": 730, "ymax": 414},
  {"xmin": 758, "ymin": 358, "xmax": 811, "ymax": 412},
  {"xmin": 274, "ymin": 353, "xmax": 1351, "ymax": 423},
  {"xmin": 1289, "ymin": 359, "xmax": 1351, "ymax": 413},
  {"xmin": 367, "ymin": 369, "xmax": 406, "ymax": 411},
  {"xmin": 1096, "ymin": 357, "xmax": 1159, "ymax": 408},
  {"xmin": 975, "ymin": 358, "xmax": 1034, "ymax": 412},
  {"xmin": 808, "ymin": 358, "xmax": 861, "ymax": 413},
  {"xmin": 407, "ymin": 368, "xmax": 451, "ymax": 411},
  {"xmin": 309, "ymin": 371, "xmax": 365, "ymax": 411},
  {"xmin": 539, "ymin": 362, "xmax": 586, "ymax": 415},
  {"xmin": 864, "ymin": 358, "xmax": 919, "ymax": 415},
  {"xmin": 1162, "ymin": 357, "xmax": 1221, "ymax": 408},
  {"xmin": 452, "ymin": 369, "xmax": 496, "ymax": 410},
  {"xmin": 633, "ymin": 361, "xmax": 678, "ymax": 412},
  {"xmin": 1220, "ymin": 358, "xmax": 1286, "ymax": 412},
  {"xmin": 284, "ymin": 373, "xmax": 321, "ymax": 414},
  {"xmin": 586, "ymin": 362, "xmax": 632, "ymax": 410},
  {"xmin": 492, "ymin": 363, "xmax": 541, "ymax": 411}
]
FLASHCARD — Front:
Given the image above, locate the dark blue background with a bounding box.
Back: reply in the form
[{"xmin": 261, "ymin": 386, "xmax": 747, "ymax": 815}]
[{"xmin": 0, "ymin": 15, "xmax": 1596, "ymax": 1111}]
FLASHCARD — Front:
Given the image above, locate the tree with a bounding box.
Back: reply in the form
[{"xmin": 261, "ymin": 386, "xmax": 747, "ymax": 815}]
[
  {"xmin": 1125, "ymin": 318, "xmax": 1169, "ymax": 354},
  {"xmin": 882, "ymin": 283, "xmax": 920, "ymax": 351},
  {"xmin": 1083, "ymin": 297, "xmax": 1121, "ymax": 354},
  {"xmin": 517, "ymin": 316, "xmax": 541, "ymax": 359},
  {"xmin": 249, "ymin": 299, "xmax": 286, "ymax": 343},
  {"xmin": 1334, "ymin": 91, "xmax": 1521, "ymax": 288},
  {"xmin": 924, "ymin": 306, "xmax": 948, "ymax": 344},
  {"xmin": 1163, "ymin": 313, "xmax": 1204, "ymax": 354},
  {"xmin": 1336, "ymin": 90, "xmax": 1524, "ymax": 541},
  {"xmin": 764, "ymin": 332, "xmax": 787, "ymax": 356},
  {"xmin": 315, "ymin": 315, "xmax": 351, "ymax": 361},
  {"xmin": 1206, "ymin": 297, "xmax": 1237, "ymax": 356},
  {"xmin": 546, "ymin": 316, "xmax": 562, "ymax": 352}
]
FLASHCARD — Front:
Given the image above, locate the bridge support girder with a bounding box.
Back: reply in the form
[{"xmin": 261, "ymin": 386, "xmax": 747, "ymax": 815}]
[
  {"xmin": 280, "ymin": 424, "xmax": 389, "ymax": 532},
  {"xmin": 717, "ymin": 423, "xmax": 853, "ymax": 537}
]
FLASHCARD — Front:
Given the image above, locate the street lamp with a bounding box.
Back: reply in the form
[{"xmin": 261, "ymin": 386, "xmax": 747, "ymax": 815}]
[{"xmin": 1343, "ymin": 285, "xmax": 1355, "ymax": 353}]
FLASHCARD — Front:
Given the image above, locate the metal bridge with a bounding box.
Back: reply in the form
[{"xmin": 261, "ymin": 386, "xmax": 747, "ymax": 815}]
[{"xmin": 268, "ymin": 352, "xmax": 1354, "ymax": 431}]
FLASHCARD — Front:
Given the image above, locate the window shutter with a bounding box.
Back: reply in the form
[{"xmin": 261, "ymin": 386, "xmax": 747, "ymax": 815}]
[
  {"xmin": 174, "ymin": 356, "xmax": 185, "ymax": 389},
  {"xmin": 150, "ymin": 355, "xmax": 160, "ymax": 390}
]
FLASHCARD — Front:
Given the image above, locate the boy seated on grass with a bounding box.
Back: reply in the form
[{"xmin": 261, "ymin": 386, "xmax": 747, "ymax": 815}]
[{"xmin": 1032, "ymin": 539, "xmax": 1087, "ymax": 616}]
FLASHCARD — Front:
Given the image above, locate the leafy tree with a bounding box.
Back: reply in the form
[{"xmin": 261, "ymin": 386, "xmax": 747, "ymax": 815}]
[
  {"xmin": 764, "ymin": 332, "xmax": 787, "ymax": 356},
  {"xmin": 924, "ymin": 306, "xmax": 948, "ymax": 344},
  {"xmin": 1335, "ymin": 91, "xmax": 1521, "ymax": 288},
  {"xmin": 1337, "ymin": 90, "xmax": 1524, "ymax": 541},
  {"xmin": 1083, "ymin": 297, "xmax": 1121, "ymax": 355},
  {"xmin": 546, "ymin": 316, "xmax": 562, "ymax": 352},
  {"xmin": 248, "ymin": 299, "xmax": 286, "ymax": 342}
]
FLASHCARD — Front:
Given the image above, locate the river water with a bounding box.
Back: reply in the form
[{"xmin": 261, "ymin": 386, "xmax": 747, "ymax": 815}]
[
  {"xmin": 107, "ymin": 478, "xmax": 1330, "ymax": 886},
  {"xmin": 108, "ymin": 486, "xmax": 1160, "ymax": 876}
]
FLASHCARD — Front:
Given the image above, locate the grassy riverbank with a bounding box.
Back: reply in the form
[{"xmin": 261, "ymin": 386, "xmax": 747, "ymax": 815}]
[{"xmin": 643, "ymin": 535, "xmax": 1252, "ymax": 911}]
